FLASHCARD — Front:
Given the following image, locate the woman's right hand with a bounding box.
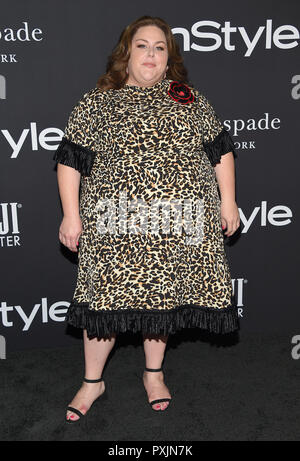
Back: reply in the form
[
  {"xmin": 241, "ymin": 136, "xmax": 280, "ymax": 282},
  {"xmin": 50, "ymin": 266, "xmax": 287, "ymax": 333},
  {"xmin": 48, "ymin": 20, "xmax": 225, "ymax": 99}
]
[{"xmin": 59, "ymin": 215, "xmax": 82, "ymax": 252}]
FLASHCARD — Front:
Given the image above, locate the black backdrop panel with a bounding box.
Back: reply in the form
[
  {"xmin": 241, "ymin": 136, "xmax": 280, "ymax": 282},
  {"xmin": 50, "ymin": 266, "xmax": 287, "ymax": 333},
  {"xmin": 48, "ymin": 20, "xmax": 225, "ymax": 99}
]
[{"xmin": 0, "ymin": 0, "xmax": 299, "ymax": 351}]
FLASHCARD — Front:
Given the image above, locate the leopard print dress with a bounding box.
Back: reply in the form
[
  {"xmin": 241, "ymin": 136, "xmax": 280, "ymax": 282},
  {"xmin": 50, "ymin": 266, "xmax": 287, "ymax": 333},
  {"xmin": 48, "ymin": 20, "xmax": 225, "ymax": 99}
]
[{"xmin": 53, "ymin": 78, "xmax": 239, "ymax": 338}]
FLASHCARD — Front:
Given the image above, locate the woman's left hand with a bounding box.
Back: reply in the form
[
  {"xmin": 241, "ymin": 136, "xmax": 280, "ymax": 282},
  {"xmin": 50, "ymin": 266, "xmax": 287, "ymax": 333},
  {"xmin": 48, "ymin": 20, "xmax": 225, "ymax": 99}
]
[{"xmin": 220, "ymin": 199, "xmax": 240, "ymax": 237}]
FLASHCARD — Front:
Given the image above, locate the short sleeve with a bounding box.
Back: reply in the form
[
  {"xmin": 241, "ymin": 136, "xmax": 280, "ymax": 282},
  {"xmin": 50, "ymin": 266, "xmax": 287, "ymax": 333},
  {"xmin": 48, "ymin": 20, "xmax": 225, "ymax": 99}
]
[
  {"xmin": 53, "ymin": 89, "xmax": 98, "ymax": 176},
  {"xmin": 200, "ymin": 95, "xmax": 237, "ymax": 167}
]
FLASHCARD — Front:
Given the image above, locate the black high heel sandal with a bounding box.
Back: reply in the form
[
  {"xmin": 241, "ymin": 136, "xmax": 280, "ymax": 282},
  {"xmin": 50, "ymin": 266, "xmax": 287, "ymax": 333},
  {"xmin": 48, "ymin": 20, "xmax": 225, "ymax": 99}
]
[
  {"xmin": 144, "ymin": 367, "xmax": 172, "ymax": 411},
  {"xmin": 66, "ymin": 377, "xmax": 107, "ymax": 424}
]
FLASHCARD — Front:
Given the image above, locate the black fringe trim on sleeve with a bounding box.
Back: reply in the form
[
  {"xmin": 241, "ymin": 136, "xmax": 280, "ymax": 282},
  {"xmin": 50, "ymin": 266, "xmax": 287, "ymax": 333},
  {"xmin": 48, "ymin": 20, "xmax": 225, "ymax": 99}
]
[
  {"xmin": 65, "ymin": 296, "xmax": 240, "ymax": 339},
  {"xmin": 203, "ymin": 127, "xmax": 237, "ymax": 167},
  {"xmin": 53, "ymin": 136, "xmax": 96, "ymax": 176}
]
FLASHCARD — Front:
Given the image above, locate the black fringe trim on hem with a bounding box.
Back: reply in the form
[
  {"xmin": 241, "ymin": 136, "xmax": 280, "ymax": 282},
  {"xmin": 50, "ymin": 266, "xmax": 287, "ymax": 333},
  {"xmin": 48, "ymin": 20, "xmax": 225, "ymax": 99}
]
[
  {"xmin": 65, "ymin": 296, "xmax": 240, "ymax": 338},
  {"xmin": 53, "ymin": 136, "xmax": 96, "ymax": 176},
  {"xmin": 203, "ymin": 127, "xmax": 237, "ymax": 167}
]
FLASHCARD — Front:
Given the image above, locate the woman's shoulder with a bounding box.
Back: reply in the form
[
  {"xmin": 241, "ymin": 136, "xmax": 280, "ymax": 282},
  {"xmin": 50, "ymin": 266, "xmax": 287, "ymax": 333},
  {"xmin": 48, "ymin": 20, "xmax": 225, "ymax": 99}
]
[
  {"xmin": 68, "ymin": 86, "xmax": 109, "ymax": 119},
  {"xmin": 79, "ymin": 86, "xmax": 107, "ymax": 106},
  {"xmin": 189, "ymin": 86, "xmax": 219, "ymax": 114},
  {"xmin": 187, "ymin": 84, "xmax": 211, "ymax": 107}
]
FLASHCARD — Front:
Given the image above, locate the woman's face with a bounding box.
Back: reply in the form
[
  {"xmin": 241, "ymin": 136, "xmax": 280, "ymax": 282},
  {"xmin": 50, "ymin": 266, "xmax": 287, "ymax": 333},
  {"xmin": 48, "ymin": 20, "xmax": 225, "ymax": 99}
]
[{"xmin": 126, "ymin": 25, "xmax": 169, "ymax": 87}]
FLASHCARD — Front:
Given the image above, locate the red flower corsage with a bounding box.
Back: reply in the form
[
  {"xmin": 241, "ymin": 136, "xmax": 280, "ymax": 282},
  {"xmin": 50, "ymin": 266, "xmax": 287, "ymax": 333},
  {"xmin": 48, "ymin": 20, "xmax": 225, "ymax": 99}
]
[{"xmin": 167, "ymin": 81, "xmax": 195, "ymax": 104}]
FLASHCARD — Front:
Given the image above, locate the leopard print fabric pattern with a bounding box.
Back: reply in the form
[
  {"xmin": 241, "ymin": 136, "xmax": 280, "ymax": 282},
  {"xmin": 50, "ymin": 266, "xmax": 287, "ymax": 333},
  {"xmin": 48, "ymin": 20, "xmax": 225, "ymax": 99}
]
[{"xmin": 53, "ymin": 78, "xmax": 239, "ymax": 338}]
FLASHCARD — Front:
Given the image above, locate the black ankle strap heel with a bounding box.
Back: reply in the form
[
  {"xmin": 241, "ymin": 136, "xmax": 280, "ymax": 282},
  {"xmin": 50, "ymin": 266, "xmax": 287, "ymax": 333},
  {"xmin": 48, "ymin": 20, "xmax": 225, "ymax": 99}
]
[
  {"xmin": 144, "ymin": 367, "xmax": 172, "ymax": 410},
  {"xmin": 83, "ymin": 377, "xmax": 103, "ymax": 383},
  {"xmin": 66, "ymin": 376, "xmax": 105, "ymax": 424}
]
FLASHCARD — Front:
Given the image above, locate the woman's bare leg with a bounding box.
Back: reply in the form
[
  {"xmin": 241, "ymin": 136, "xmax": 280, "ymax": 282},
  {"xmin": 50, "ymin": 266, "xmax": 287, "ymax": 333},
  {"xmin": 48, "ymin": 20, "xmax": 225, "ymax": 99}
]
[
  {"xmin": 66, "ymin": 329, "xmax": 116, "ymax": 421},
  {"xmin": 142, "ymin": 333, "xmax": 171, "ymax": 411}
]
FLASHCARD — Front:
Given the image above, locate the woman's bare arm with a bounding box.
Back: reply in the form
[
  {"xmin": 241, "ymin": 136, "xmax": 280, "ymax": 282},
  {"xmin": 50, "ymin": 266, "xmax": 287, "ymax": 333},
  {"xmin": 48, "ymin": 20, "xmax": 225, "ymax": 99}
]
[
  {"xmin": 214, "ymin": 152, "xmax": 240, "ymax": 237},
  {"xmin": 56, "ymin": 164, "xmax": 82, "ymax": 252},
  {"xmin": 214, "ymin": 152, "xmax": 236, "ymax": 203},
  {"xmin": 57, "ymin": 164, "xmax": 81, "ymax": 217}
]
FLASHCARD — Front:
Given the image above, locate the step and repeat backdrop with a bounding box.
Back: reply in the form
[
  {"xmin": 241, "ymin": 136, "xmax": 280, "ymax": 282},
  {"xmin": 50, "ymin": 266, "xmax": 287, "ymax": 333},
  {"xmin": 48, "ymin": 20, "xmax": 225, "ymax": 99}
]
[{"xmin": 0, "ymin": 0, "xmax": 299, "ymax": 352}]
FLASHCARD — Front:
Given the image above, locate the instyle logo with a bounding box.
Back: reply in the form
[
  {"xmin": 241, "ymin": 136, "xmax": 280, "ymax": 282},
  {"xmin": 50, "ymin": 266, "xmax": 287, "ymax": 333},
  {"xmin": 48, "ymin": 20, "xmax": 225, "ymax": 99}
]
[
  {"xmin": 239, "ymin": 201, "xmax": 292, "ymax": 233},
  {"xmin": 0, "ymin": 298, "xmax": 68, "ymax": 331},
  {"xmin": 2, "ymin": 124, "xmax": 63, "ymax": 158},
  {"xmin": 0, "ymin": 288, "xmax": 244, "ymax": 331},
  {"xmin": 0, "ymin": 203, "xmax": 22, "ymax": 247},
  {"xmin": 172, "ymin": 19, "xmax": 300, "ymax": 57}
]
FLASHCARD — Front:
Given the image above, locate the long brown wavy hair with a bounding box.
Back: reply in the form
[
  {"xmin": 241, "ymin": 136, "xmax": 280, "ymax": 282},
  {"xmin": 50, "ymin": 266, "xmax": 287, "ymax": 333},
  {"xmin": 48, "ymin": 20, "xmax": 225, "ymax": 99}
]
[{"xmin": 96, "ymin": 15, "xmax": 192, "ymax": 91}]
